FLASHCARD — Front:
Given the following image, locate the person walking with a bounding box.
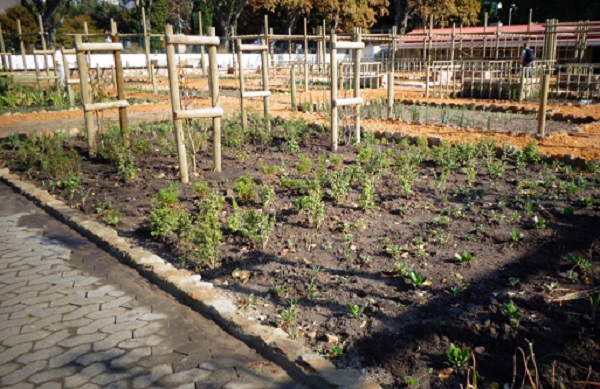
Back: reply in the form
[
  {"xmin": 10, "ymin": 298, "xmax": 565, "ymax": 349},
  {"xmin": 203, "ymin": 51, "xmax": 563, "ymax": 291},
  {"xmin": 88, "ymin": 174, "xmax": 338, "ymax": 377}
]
[
  {"xmin": 520, "ymin": 43, "xmax": 534, "ymax": 76},
  {"xmin": 54, "ymin": 46, "xmax": 65, "ymax": 89}
]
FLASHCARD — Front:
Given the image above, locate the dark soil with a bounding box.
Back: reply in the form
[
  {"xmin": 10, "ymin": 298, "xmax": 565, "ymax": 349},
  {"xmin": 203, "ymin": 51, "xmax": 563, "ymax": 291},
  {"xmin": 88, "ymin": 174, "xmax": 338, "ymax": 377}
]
[{"xmin": 2, "ymin": 117, "xmax": 600, "ymax": 388}]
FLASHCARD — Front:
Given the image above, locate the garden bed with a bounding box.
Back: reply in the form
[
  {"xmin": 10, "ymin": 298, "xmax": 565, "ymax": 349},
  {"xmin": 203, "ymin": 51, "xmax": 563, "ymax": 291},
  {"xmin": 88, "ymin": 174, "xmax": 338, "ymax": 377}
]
[{"xmin": 2, "ymin": 115, "xmax": 599, "ymax": 388}]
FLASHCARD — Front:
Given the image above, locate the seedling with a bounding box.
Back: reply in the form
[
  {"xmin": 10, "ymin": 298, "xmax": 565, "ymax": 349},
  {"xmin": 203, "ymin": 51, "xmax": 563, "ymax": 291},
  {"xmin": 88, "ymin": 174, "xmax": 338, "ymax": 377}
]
[
  {"xmin": 406, "ymin": 270, "xmax": 429, "ymax": 289},
  {"xmin": 503, "ymin": 300, "xmax": 523, "ymax": 327},
  {"xmin": 544, "ymin": 282, "xmax": 558, "ymax": 292},
  {"xmin": 510, "ymin": 231, "xmax": 524, "ymax": 242},
  {"xmin": 346, "ymin": 304, "xmax": 365, "ymax": 319},
  {"xmin": 508, "ymin": 277, "xmax": 520, "ymax": 287},
  {"xmin": 328, "ymin": 345, "xmax": 344, "ymax": 359},
  {"xmin": 447, "ymin": 285, "xmax": 466, "ymax": 297},
  {"xmin": 532, "ymin": 215, "xmax": 548, "ymax": 229},
  {"xmin": 566, "ymin": 252, "xmax": 591, "ymax": 273},
  {"xmin": 455, "ymin": 251, "xmax": 474, "ymax": 263},
  {"xmin": 443, "ymin": 343, "xmax": 469, "ymax": 368}
]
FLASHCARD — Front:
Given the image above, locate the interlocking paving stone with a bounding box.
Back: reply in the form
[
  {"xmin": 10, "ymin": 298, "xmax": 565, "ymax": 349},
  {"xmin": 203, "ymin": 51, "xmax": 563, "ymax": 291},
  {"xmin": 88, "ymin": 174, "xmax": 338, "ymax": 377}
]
[{"xmin": 0, "ymin": 183, "xmax": 304, "ymax": 389}]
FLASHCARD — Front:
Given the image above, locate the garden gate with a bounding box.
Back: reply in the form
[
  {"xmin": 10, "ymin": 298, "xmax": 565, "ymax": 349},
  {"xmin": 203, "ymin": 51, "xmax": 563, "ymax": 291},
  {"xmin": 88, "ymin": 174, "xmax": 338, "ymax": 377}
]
[{"xmin": 165, "ymin": 25, "xmax": 222, "ymax": 183}]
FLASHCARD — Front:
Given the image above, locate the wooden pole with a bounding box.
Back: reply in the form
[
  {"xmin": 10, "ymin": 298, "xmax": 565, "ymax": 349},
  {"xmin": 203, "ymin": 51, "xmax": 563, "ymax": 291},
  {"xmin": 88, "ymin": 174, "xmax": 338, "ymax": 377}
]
[
  {"xmin": 75, "ymin": 35, "xmax": 97, "ymax": 157},
  {"xmin": 537, "ymin": 70, "xmax": 550, "ymax": 137},
  {"xmin": 387, "ymin": 26, "xmax": 396, "ymax": 118},
  {"xmin": 208, "ymin": 27, "xmax": 221, "ymax": 173},
  {"xmin": 264, "ymin": 15, "xmax": 270, "ymax": 70},
  {"xmin": 495, "ymin": 22, "xmax": 501, "ymax": 60},
  {"xmin": 304, "ymin": 18, "xmax": 309, "ymax": 92},
  {"xmin": 451, "ymin": 23, "xmax": 456, "ymax": 62},
  {"xmin": 237, "ymin": 39, "xmax": 247, "ymax": 129},
  {"xmin": 261, "ymin": 32, "xmax": 271, "ymax": 130},
  {"xmin": 199, "ymin": 12, "xmax": 207, "ymax": 75},
  {"xmin": 61, "ymin": 47, "xmax": 74, "ymax": 107},
  {"xmin": 291, "ymin": 63, "xmax": 296, "ymax": 109},
  {"xmin": 484, "ymin": 13, "xmax": 488, "ymax": 34},
  {"xmin": 354, "ymin": 28, "xmax": 361, "ymax": 144},
  {"xmin": 37, "ymin": 14, "xmax": 49, "ymax": 77},
  {"xmin": 142, "ymin": 8, "xmax": 157, "ymax": 94},
  {"xmin": 528, "ymin": 9, "xmax": 532, "ymax": 33},
  {"xmin": 330, "ymin": 31, "xmax": 338, "ymax": 152},
  {"xmin": 17, "ymin": 20, "xmax": 27, "ymax": 71},
  {"xmin": 165, "ymin": 24, "xmax": 189, "ymax": 184},
  {"xmin": 0, "ymin": 22, "xmax": 7, "ymax": 70},
  {"xmin": 111, "ymin": 21, "xmax": 129, "ymax": 149}
]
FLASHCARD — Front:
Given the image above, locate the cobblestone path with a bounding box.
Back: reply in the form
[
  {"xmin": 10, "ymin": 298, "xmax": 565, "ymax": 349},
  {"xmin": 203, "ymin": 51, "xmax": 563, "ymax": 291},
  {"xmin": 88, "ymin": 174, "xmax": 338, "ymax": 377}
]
[{"xmin": 0, "ymin": 182, "xmax": 304, "ymax": 389}]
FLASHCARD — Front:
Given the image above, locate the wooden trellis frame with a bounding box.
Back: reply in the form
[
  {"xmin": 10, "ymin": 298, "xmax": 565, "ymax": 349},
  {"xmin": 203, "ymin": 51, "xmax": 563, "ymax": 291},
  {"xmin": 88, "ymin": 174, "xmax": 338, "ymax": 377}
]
[
  {"xmin": 33, "ymin": 48, "xmax": 57, "ymax": 91},
  {"xmin": 330, "ymin": 29, "xmax": 364, "ymax": 152},
  {"xmin": 165, "ymin": 25, "xmax": 222, "ymax": 184},
  {"xmin": 236, "ymin": 32, "xmax": 271, "ymax": 131},
  {"xmin": 75, "ymin": 33, "xmax": 129, "ymax": 158}
]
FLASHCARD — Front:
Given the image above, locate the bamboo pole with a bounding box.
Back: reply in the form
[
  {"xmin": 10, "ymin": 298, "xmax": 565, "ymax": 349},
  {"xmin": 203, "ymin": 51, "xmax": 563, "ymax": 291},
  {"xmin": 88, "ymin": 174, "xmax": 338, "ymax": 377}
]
[
  {"xmin": 37, "ymin": 14, "xmax": 49, "ymax": 77},
  {"xmin": 237, "ymin": 39, "xmax": 247, "ymax": 129},
  {"xmin": 208, "ymin": 26, "xmax": 221, "ymax": 173},
  {"xmin": 17, "ymin": 20, "xmax": 27, "ymax": 71},
  {"xmin": 111, "ymin": 21, "xmax": 129, "ymax": 149},
  {"xmin": 61, "ymin": 47, "xmax": 74, "ymax": 107},
  {"xmin": 261, "ymin": 30, "xmax": 271, "ymax": 130},
  {"xmin": 199, "ymin": 12, "xmax": 207, "ymax": 75},
  {"xmin": 264, "ymin": 15, "xmax": 270, "ymax": 70},
  {"xmin": 291, "ymin": 63, "xmax": 296, "ymax": 109},
  {"xmin": 0, "ymin": 22, "xmax": 8, "ymax": 70},
  {"xmin": 75, "ymin": 35, "xmax": 97, "ymax": 157},
  {"xmin": 142, "ymin": 9, "xmax": 157, "ymax": 94},
  {"xmin": 165, "ymin": 24, "xmax": 189, "ymax": 184},
  {"xmin": 354, "ymin": 28, "xmax": 361, "ymax": 144},
  {"xmin": 387, "ymin": 26, "xmax": 396, "ymax": 117},
  {"xmin": 304, "ymin": 18, "xmax": 309, "ymax": 92},
  {"xmin": 538, "ymin": 70, "xmax": 550, "ymax": 137},
  {"xmin": 330, "ymin": 31, "xmax": 338, "ymax": 151}
]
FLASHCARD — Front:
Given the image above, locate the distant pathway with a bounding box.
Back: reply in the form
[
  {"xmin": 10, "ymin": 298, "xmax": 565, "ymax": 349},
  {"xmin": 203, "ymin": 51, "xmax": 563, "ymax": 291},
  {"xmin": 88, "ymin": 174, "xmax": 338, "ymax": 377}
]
[{"xmin": 0, "ymin": 182, "xmax": 304, "ymax": 389}]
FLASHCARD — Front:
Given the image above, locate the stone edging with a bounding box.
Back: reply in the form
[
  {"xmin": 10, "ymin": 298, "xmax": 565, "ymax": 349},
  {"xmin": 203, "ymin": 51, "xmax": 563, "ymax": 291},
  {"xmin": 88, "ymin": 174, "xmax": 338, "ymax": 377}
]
[{"xmin": 0, "ymin": 168, "xmax": 378, "ymax": 389}]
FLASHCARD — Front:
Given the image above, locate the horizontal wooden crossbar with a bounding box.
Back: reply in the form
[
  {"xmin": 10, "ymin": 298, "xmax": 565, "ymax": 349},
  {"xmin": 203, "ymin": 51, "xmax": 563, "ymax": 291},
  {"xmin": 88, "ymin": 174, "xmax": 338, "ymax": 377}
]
[
  {"xmin": 63, "ymin": 49, "xmax": 76, "ymax": 55},
  {"xmin": 166, "ymin": 35, "xmax": 220, "ymax": 46},
  {"xmin": 332, "ymin": 42, "xmax": 365, "ymax": 50},
  {"xmin": 76, "ymin": 43, "xmax": 123, "ymax": 52},
  {"xmin": 84, "ymin": 100, "xmax": 129, "ymax": 112},
  {"xmin": 242, "ymin": 90, "xmax": 271, "ymax": 98},
  {"xmin": 332, "ymin": 97, "xmax": 363, "ymax": 107},
  {"xmin": 239, "ymin": 44, "xmax": 268, "ymax": 52},
  {"xmin": 173, "ymin": 107, "xmax": 224, "ymax": 120},
  {"xmin": 33, "ymin": 49, "xmax": 54, "ymax": 55}
]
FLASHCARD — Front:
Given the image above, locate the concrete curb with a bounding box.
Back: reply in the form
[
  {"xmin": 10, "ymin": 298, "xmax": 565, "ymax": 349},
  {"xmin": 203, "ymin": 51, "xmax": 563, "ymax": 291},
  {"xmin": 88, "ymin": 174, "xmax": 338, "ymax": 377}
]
[{"xmin": 0, "ymin": 167, "xmax": 379, "ymax": 389}]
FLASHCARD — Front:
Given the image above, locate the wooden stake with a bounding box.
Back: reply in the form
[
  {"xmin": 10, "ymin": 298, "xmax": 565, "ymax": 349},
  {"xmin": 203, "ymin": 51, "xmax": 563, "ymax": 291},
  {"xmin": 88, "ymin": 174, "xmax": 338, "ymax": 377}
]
[
  {"xmin": 237, "ymin": 39, "xmax": 247, "ymax": 130},
  {"xmin": 538, "ymin": 70, "xmax": 550, "ymax": 137},
  {"xmin": 261, "ymin": 30, "xmax": 271, "ymax": 130},
  {"xmin": 330, "ymin": 31, "xmax": 338, "ymax": 151},
  {"xmin": 199, "ymin": 12, "xmax": 207, "ymax": 75},
  {"xmin": 165, "ymin": 24, "xmax": 189, "ymax": 184},
  {"xmin": 142, "ymin": 9, "xmax": 157, "ymax": 94},
  {"xmin": 354, "ymin": 28, "xmax": 361, "ymax": 144},
  {"xmin": 208, "ymin": 27, "xmax": 221, "ymax": 172},
  {"xmin": 37, "ymin": 14, "xmax": 49, "ymax": 78},
  {"xmin": 304, "ymin": 18, "xmax": 309, "ymax": 92},
  {"xmin": 111, "ymin": 21, "xmax": 129, "ymax": 149},
  {"xmin": 75, "ymin": 35, "xmax": 97, "ymax": 157},
  {"xmin": 17, "ymin": 20, "xmax": 27, "ymax": 71},
  {"xmin": 291, "ymin": 64, "xmax": 296, "ymax": 109}
]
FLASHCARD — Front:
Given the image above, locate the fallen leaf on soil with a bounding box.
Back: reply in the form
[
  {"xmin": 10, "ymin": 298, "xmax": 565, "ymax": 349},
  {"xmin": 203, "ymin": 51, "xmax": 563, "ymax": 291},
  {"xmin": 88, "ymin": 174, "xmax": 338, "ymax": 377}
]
[
  {"xmin": 438, "ymin": 367, "xmax": 454, "ymax": 379},
  {"xmin": 231, "ymin": 268, "xmax": 253, "ymax": 283},
  {"xmin": 280, "ymin": 249, "xmax": 288, "ymax": 257},
  {"xmin": 326, "ymin": 334, "xmax": 339, "ymax": 345}
]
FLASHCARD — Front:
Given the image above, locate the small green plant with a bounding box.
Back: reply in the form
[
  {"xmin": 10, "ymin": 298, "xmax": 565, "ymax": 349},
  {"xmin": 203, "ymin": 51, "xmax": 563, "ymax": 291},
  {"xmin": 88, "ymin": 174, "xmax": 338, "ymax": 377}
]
[
  {"xmin": 503, "ymin": 300, "xmax": 523, "ymax": 327},
  {"xmin": 296, "ymin": 154, "xmax": 313, "ymax": 176},
  {"xmin": 510, "ymin": 230, "xmax": 524, "ymax": 242},
  {"xmin": 532, "ymin": 215, "xmax": 548, "ymax": 229},
  {"xmin": 455, "ymin": 251, "xmax": 474, "ymax": 263},
  {"xmin": 346, "ymin": 304, "xmax": 365, "ymax": 319},
  {"xmin": 444, "ymin": 343, "xmax": 469, "ymax": 368},
  {"xmin": 95, "ymin": 199, "xmax": 120, "ymax": 226},
  {"xmin": 293, "ymin": 184, "xmax": 325, "ymax": 228},
  {"xmin": 406, "ymin": 270, "xmax": 429, "ymax": 289},
  {"xmin": 359, "ymin": 175, "xmax": 378, "ymax": 211},
  {"xmin": 328, "ymin": 345, "xmax": 344, "ymax": 359},
  {"xmin": 193, "ymin": 180, "xmax": 211, "ymax": 200},
  {"xmin": 234, "ymin": 174, "xmax": 258, "ymax": 204},
  {"xmin": 279, "ymin": 307, "xmax": 300, "ymax": 331},
  {"xmin": 259, "ymin": 184, "xmax": 276, "ymax": 208},
  {"xmin": 566, "ymin": 252, "xmax": 591, "ymax": 273}
]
